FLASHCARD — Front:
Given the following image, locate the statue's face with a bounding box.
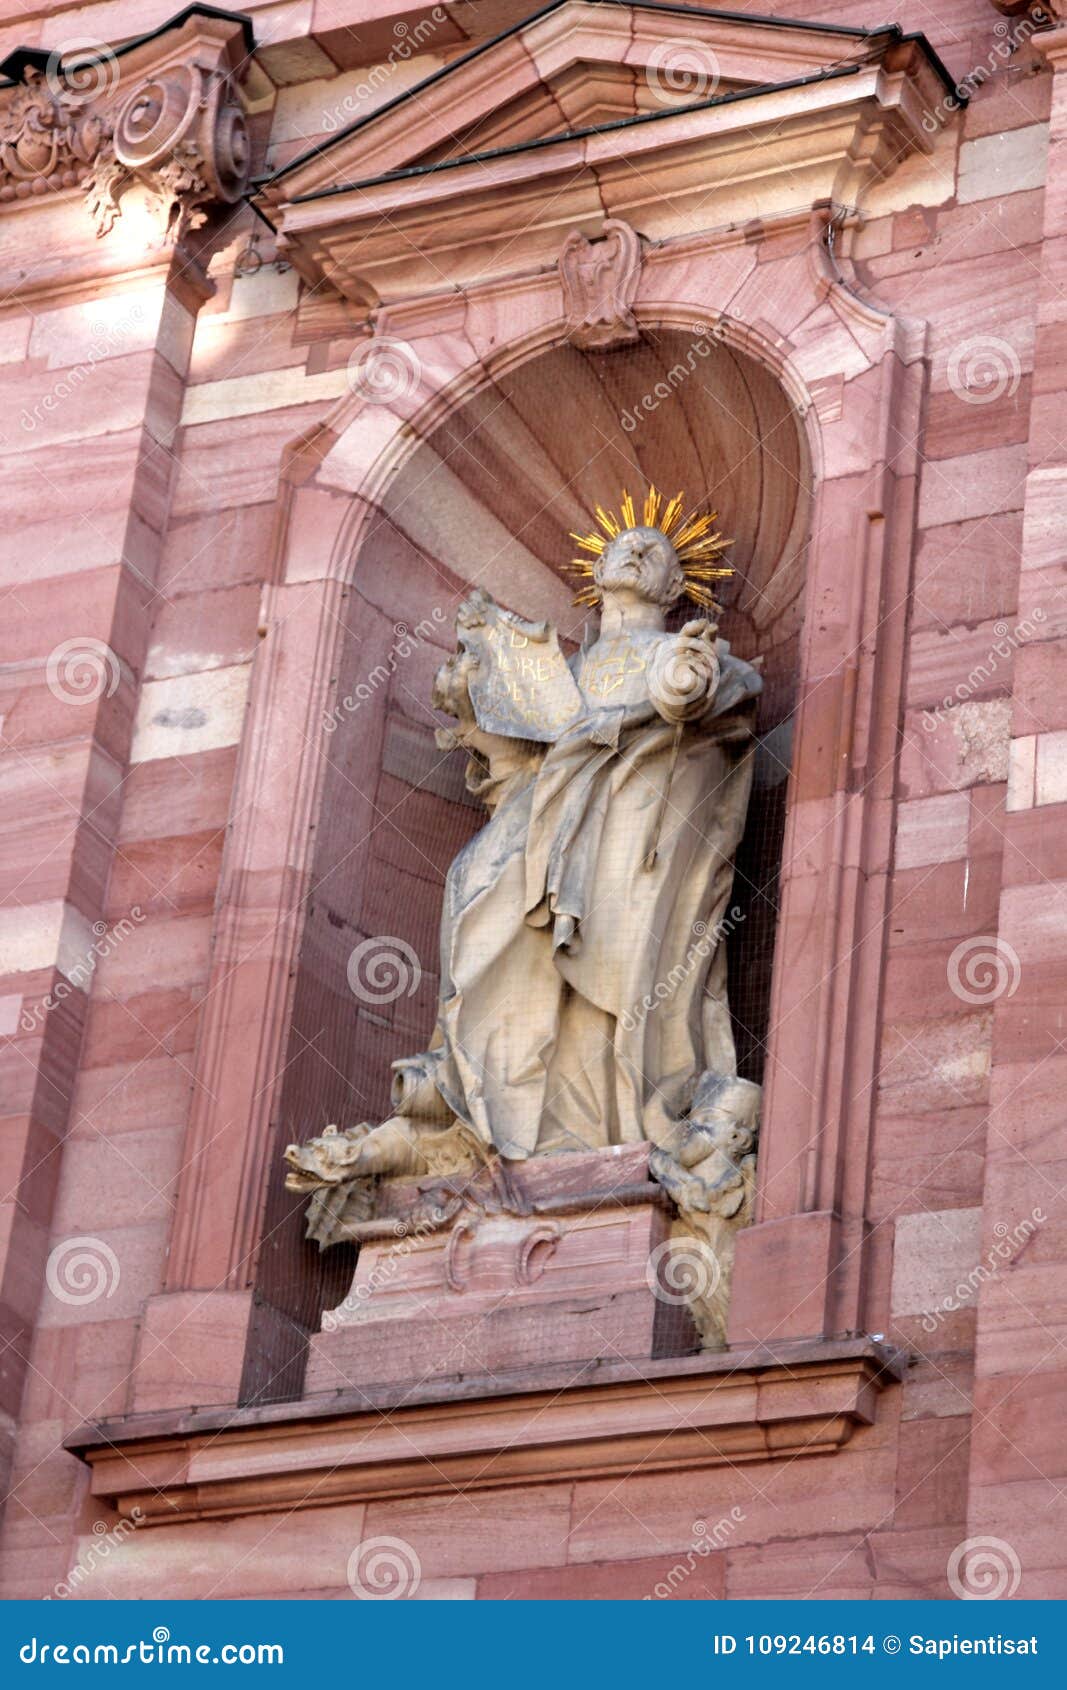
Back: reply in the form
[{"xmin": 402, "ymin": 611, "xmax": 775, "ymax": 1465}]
[
  {"xmin": 689, "ymin": 1074, "xmax": 761, "ymax": 1157},
  {"xmin": 594, "ymin": 526, "xmax": 683, "ymax": 606}
]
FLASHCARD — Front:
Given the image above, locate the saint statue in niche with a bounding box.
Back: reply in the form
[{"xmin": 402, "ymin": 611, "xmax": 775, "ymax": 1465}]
[{"xmin": 286, "ymin": 488, "xmax": 764, "ymax": 1342}]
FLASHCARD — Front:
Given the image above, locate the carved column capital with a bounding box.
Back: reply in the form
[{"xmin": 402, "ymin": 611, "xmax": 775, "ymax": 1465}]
[
  {"xmin": 0, "ymin": 6, "xmax": 252, "ymax": 247},
  {"xmin": 88, "ymin": 54, "xmax": 249, "ymax": 243}
]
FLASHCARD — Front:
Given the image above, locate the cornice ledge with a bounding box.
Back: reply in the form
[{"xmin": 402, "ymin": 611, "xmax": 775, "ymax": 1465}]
[
  {"xmin": 807, "ymin": 202, "xmax": 929, "ymax": 366},
  {"xmin": 260, "ymin": 36, "xmax": 950, "ymax": 312},
  {"xmin": 68, "ymin": 1339, "xmax": 904, "ymax": 1525}
]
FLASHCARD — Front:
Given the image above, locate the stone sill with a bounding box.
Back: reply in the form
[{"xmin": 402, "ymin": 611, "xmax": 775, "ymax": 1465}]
[{"xmin": 67, "ymin": 1339, "xmax": 904, "ymax": 1526}]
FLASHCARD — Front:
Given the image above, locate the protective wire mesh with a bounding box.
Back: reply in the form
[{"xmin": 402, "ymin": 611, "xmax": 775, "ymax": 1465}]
[{"xmin": 241, "ymin": 328, "xmax": 809, "ymax": 1403}]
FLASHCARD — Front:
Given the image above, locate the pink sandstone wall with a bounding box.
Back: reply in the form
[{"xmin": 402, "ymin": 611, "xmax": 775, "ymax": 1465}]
[{"xmin": 0, "ymin": 0, "xmax": 1065, "ymax": 1600}]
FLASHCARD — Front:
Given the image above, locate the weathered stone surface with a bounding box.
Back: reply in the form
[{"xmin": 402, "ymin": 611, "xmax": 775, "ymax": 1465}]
[{"xmin": 1, "ymin": 0, "xmax": 1063, "ymax": 1604}]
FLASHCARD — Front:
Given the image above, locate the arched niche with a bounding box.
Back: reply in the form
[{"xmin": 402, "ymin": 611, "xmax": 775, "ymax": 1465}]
[{"xmin": 244, "ymin": 325, "xmax": 812, "ymax": 1399}]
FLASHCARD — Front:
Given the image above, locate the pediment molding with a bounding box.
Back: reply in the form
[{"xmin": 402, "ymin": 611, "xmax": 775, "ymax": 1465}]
[
  {"xmin": 263, "ymin": 1, "xmax": 951, "ymax": 194},
  {"xmin": 254, "ymin": 1, "xmax": 956, "ymax": 311}
]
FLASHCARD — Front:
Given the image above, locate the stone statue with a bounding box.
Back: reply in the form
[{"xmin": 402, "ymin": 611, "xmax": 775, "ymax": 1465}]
[{"xmin": 286, "ymin": 488, "xmax": 764, "ymax": 1344}]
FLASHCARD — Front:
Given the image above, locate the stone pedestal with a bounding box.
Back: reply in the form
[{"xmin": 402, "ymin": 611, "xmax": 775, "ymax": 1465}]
[{"xmin": 305, "ymin": 1145, "xmax": 701, "ymax": 1393}]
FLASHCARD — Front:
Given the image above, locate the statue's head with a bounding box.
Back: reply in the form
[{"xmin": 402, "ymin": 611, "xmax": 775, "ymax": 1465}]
[
  {"xmin": 593, "ymin": 525, "xmax": 685, "ymax": 608},
  {"xmin": 687, "ymin": 1070, "xmax": 761, "ymax": 1159},
  {"xmin": 568, "ymin": 489, "xmax": 731, "ymax": 615}
]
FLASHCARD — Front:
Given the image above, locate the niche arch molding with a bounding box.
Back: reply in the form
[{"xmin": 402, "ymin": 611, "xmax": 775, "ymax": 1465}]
[{"xmin": 144, "ymin": 211, "xmax": 927, "ymax": 1411}]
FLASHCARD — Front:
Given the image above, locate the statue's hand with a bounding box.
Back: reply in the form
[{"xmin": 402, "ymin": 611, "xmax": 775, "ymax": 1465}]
[
  {"xmin": 648, "ymin": 628, "xmax": 721, "ymax": 722},
  {"xmin": 678, "ymin": 617, "xmax": 718, "ymax": 644},
  {"xmin": 455, "ymin": 587, "xmax": 495, "ymax": 629}
]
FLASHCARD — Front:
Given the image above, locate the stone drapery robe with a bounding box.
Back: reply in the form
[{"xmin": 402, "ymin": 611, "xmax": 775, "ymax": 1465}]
[{"xmin": 401, "ymin": 632, "xmax": 763, "ymax": 1160}]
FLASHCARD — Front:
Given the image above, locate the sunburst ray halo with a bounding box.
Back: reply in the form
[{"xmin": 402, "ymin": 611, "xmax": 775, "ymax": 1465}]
[{"xmin": 566, "ymin": 485, "xmax": 733, "ymax": 610}]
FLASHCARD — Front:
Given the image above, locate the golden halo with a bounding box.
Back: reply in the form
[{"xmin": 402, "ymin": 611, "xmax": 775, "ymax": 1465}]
[{"xmin": 566, "ymin": 485, "xmax": 732, "ymax": 609}]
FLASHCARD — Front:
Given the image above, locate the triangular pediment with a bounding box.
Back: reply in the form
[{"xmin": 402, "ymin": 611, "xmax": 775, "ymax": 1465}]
[
  {"xmin": 256, "ymin": 1, "xmax": 955, "ymax": 312},
  {"xmin": 260, "ymin": 1, "xmax": 933, "ymax": 200}
]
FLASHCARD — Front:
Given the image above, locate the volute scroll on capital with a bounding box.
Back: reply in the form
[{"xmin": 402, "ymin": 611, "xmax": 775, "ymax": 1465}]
[{"xmin": 0, "ymin": 7, "xmax": 252, "ymax": 246}]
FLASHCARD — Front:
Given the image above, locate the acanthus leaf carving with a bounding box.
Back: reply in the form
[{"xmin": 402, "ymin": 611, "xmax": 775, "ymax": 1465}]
[
  {"xmin": 86, "ymin": 62, "xmax": 249, "ymax": 245},
  {"xmin": 0, "ymin": 20, "xmax": 250, "ymax": 247}
]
